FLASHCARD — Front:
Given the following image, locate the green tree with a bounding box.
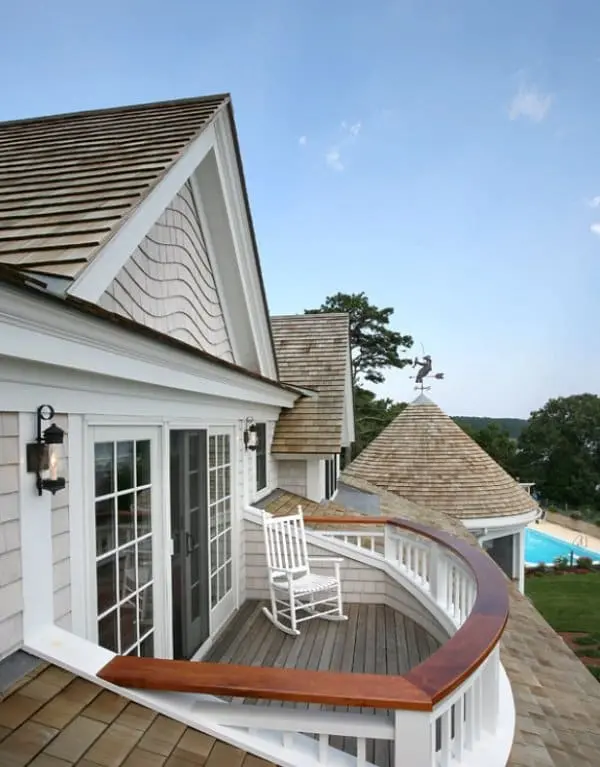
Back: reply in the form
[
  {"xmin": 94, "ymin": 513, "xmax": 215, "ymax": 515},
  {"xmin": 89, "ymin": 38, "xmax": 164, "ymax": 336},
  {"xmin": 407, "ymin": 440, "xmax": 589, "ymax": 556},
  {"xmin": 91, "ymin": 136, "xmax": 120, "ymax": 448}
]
[
  {"xmin": 305, "ymin": 292, "xmax": 413, "ymax": 460},
  {"xmin": 459, "ymin": 422, "xmax": 519, "ymax": 478},
  {"xmin": 517, "ymin": 394, "xmax": 600, "ymax": 510},
  {"xmin": 305, "ymin": 292, "xmax": 413, "ymax": 385},
  {"xmin": 352, "ymin": 387, "xmax": 407, "ymax": 459}
]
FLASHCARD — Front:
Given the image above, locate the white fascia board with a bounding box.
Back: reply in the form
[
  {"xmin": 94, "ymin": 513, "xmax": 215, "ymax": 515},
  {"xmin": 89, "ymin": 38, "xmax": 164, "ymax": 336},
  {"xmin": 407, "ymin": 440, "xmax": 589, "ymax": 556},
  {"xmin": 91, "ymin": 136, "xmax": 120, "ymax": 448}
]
[
  {"xmin": 0, "ymin": 284, "xmax": 296, "ymax": 409},
  {"xmin": 213, "ymin": 113, "xmax": 278, "ymax": 380},
  {"xmin": 273, "ymin": 452, "xmax": 334, "ymax": 461},
  {"xmin": 461, "ymin": 508, "xmax": 539, "ymax": 531},
  {"xmin": 67, "ymin": 123, "xmax": 217, "ymax": 303}
]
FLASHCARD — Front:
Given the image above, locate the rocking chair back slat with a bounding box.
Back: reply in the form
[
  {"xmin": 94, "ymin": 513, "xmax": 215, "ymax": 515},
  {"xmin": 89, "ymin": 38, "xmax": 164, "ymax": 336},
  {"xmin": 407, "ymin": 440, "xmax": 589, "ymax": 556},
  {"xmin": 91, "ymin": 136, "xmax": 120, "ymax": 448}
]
[{"xmin": 263, "ymin": 507, "xmax": 308, "ymax": 575}]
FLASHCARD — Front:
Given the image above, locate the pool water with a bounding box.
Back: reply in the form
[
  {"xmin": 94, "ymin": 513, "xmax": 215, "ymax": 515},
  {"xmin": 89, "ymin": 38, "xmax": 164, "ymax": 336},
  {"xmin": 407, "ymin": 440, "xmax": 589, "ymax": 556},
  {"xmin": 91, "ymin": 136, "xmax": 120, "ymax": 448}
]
[{"xmin": 525, "ymin": 527, "xmax": 600, "ymax": 565}]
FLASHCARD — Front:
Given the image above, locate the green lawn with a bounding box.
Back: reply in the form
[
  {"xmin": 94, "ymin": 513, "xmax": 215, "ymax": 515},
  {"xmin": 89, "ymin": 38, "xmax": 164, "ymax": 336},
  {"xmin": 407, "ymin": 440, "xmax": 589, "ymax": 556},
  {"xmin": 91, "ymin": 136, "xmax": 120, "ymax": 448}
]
[{"xmin": 525, "ymin": 572, "xmax": 600, "ymax": 633}]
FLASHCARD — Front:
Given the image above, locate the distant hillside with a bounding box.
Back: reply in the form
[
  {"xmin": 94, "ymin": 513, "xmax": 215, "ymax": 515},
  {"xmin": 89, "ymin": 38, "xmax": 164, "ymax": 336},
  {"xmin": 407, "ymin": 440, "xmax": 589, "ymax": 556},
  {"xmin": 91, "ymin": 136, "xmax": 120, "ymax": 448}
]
[{"xmin": 452, "ymin": 416, "xmax": 528, "ymax": 440}]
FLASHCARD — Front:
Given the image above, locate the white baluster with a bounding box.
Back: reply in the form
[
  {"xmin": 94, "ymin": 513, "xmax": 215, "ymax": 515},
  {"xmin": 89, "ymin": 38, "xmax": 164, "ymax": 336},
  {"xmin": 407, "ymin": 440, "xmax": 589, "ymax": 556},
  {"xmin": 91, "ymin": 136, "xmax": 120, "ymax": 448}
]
[
  {"xmin": 318, "ymin": 733, "xmax": 329, "ymax": 764},
  {"xmin": 453, "ymin": 697, "xmax": 465, "ymax": 761},
  {"xmin": 439, "ymin": 709, "xmax": 451, "ymax": 767},
  {"xmin": 356, "ymin": 737, "xmax": 366, "ymax": 766}
]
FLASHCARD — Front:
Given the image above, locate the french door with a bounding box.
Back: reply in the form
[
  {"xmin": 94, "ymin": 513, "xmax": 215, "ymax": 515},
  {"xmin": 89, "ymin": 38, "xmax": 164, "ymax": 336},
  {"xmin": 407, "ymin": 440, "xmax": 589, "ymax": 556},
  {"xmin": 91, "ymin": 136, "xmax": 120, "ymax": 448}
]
[
  {"xmin": 170, "ymin": 430, "xmax": 210, "ymax": 659},
  {"xmin": 91, "ymin": 427, "xmax": 162, "ymax": 657},
  {"xmin": 170, "ymin": 428, "xmax": 235, "ymax": 659},
  {"xmin": 207, "ymin": 431, "xmax": 235, "ymax": 633}
]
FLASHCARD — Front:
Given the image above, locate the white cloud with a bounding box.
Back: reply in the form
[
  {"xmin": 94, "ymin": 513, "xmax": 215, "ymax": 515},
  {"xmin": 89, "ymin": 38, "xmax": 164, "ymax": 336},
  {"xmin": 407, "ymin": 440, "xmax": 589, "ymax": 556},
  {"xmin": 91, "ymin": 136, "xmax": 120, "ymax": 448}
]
[
  {"xmin": 324, "ymin": 119, "xmax": 362, "ymax": 172},
  {"xmin": 587, "ymin": 196, "xmax": 600, "ymax": 209},
  {"xmin": 508, "ymin": 84, "xmax": 553, "ymax": 122},
  {"xmin": 298, "ymin": 135, "xmax": 307, "ymax": 146},
  {"xmin": 590, "ymin": 223, "xmax": 600, "ymax": 236},
  {"xmin": 325, "ymin": 147, "xmax": 344, "ymax": 172}
]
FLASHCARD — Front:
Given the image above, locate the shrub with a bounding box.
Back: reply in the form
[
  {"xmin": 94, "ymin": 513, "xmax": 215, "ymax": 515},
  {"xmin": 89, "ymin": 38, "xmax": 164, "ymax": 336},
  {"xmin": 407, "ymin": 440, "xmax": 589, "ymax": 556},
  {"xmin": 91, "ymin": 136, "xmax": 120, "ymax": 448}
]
[
  {"xmin": 570, "ymin": 512, "xmax": 583, "ymax": 521},
  {"xmin": 577, "ymin": 556, "xmax": 594, "ymax": 570},
  {"xmin": 535, "ymin": 562, "xmax": 548, "ymax": 574},
  {"xmin": 553, "ymin": 555, "xmax": 570, "ymax": 571},
  {"xmin": 574, "ymin": 633, "xmax": 600, "ymax": 646},
  {"xmin": 590, "ymin": 666, "xmax": 600, "ymax": 682}
]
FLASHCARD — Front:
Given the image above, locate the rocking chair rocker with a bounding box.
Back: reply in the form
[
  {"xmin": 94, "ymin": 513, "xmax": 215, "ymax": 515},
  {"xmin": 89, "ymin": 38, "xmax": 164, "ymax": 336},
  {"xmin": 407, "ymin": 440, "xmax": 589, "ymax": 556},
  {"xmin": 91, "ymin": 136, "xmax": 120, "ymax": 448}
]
[{"xmin": 261, "ymin": 506, "xmax": 348, "ymax": 636}]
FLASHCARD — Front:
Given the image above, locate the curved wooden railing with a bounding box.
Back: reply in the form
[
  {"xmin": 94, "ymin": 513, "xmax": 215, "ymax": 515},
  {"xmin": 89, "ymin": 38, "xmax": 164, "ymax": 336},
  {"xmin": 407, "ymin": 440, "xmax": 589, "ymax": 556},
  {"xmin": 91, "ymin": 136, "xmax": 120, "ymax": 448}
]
[
  {"xmin": 305, "ymin": 516, "xmax": 509, "ymax": 706},
  {"xmin": 98, "ymin": 514, "xmax": 511, "ymax": 766}
]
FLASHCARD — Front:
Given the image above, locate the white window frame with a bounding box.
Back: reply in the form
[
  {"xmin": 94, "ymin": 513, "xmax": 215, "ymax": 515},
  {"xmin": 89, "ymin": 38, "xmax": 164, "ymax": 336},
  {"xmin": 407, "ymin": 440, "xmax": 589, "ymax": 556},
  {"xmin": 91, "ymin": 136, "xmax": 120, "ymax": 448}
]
[
  {"xmin": 207, "ymin": 426, "xmax": 237, "ymax": 634},
  {"xmin": 83, "ymin": 425, "xmax": 168, "ymax": 657}
]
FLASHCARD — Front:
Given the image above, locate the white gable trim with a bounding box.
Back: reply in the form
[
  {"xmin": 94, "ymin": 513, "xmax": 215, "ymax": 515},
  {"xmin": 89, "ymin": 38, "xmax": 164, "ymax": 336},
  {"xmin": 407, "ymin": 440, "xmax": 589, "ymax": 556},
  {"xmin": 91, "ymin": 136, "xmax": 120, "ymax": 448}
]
[
  {"xmin": 213, "ymin": 113, "xmax": 278, "ymax": 380},
  {"xmin": 188, "ymin": 173, "xmax": 241, "ymax": 365},
  {"xmin": 67, "ymin": 123, "xmax": 216, "ymax": 303}
]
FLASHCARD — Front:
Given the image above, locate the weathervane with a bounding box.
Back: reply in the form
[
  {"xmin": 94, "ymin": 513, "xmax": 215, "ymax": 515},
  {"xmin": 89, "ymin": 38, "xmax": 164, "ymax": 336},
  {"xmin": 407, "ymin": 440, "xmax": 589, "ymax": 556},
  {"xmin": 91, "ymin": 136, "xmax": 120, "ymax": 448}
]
[{"xmin": 410, "ymin": 345, "xmax": 445, "ymax": 393}]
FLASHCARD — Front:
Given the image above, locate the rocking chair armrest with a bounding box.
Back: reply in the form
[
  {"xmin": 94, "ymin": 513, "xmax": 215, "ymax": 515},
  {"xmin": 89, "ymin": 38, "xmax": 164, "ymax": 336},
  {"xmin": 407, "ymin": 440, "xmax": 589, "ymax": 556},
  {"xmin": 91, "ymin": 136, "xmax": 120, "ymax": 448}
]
[{"xmin": 307, "ymin": 556, "xmax": 344, "ymax": 564}]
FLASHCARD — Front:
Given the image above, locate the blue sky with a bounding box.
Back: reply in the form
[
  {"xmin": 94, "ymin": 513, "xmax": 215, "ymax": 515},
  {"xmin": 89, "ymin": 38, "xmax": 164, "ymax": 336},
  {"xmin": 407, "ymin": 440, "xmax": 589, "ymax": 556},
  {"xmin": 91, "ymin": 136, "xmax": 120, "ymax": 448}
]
[{"xmin": 1, "ymin": 0, "xmax": 599, "ymax": 418}]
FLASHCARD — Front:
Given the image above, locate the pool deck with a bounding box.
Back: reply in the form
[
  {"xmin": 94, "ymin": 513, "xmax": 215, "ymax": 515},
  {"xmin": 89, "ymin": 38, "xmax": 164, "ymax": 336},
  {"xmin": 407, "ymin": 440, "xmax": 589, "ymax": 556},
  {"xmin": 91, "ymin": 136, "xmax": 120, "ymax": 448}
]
[{"xmin": 529, "ymin": 519, "xmax": 600, "ymax": 553}]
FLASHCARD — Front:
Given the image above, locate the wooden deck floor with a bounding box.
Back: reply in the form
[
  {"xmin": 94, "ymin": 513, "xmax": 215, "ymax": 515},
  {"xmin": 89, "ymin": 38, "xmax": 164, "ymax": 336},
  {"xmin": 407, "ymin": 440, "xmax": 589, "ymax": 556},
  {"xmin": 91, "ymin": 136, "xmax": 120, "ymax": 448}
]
[{"xmin": 203, "ymin": 601, "xmax": 440, "ymax": 767}]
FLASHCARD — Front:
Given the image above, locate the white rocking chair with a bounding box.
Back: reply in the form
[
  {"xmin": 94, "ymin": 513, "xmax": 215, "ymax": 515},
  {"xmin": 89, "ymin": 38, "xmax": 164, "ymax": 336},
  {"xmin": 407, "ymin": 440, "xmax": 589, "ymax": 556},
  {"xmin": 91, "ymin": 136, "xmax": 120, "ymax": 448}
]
[{"xmin": 261, "ymin": 506, "xmax": 348, "ymax": 636}]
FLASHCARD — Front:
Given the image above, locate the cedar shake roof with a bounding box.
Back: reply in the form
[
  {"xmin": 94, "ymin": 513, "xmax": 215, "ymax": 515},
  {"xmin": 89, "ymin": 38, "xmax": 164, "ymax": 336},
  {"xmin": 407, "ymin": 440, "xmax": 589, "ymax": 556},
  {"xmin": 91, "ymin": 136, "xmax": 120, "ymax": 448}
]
[
  {"xmin": 344, "ymin": 394, "xmax": 538, "ymax": 519},
  {"xmin": 0, "ymin": 94, "xmax": 228, "ymax": 278},
  {"xmin": 0, "ymin": 659, "xmax": 269, "ymax": 766},
  {"xmin": 270, "ymin": 313, "xmax": 350, "ymax": 454}
]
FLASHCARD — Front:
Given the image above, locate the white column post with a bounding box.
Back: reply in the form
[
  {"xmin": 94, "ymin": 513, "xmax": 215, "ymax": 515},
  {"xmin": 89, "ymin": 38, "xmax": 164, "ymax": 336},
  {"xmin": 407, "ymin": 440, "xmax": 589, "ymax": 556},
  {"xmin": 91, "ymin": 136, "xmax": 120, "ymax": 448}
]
[
  {"xmin": 515, "ymin": 529, "xmax": 525, "ymax": 593},
  {"xmin": 393, "ymin": 710, "xmax": 434, "ymax": 767}
]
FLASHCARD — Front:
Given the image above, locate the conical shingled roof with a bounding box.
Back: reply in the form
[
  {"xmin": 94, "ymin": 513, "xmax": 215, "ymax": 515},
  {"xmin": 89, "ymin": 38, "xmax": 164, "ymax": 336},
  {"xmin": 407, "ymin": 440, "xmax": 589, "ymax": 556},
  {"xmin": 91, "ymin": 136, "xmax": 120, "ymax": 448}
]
[{"xmin": 344, "ymin": 394, "xmax": 537, "ymax": 519}]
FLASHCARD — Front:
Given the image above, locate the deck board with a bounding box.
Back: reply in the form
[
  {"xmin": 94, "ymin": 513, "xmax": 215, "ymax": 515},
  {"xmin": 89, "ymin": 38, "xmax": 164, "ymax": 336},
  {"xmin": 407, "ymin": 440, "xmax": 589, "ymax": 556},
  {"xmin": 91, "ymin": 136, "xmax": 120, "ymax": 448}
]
[{"xmin": 203, "ymin": 601, "xmax": 440, "ymax": 767}]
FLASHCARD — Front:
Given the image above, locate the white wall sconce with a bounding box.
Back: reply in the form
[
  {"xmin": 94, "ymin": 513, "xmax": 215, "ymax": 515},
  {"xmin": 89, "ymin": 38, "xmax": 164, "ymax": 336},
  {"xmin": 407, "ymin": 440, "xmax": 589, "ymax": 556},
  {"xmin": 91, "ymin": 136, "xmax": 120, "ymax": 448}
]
[{"xmin": 26, "ymin": 405, "xmax": 66, "ymax": 496}]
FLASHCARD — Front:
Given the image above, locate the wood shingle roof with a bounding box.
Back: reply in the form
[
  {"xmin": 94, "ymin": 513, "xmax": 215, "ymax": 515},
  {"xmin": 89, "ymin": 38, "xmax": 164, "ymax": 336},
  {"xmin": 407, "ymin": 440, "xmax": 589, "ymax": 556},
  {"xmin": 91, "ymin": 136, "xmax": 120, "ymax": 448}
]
[
  {"xmin": 0, "ymin": 94, "xmax": 228, "ymax": 278},
  {"xmin": 270, "ymin": 313, "xmax": 350, "ymax": 454},
  {"xmin": 345, "ymin": 394, "xmax": 538, "ymax": 519}
]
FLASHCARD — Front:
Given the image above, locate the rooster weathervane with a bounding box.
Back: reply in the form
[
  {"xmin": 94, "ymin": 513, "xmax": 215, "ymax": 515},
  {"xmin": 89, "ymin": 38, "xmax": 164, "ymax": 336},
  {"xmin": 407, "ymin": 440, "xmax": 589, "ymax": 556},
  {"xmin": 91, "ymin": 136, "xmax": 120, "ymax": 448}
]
[{"xmin": 410, "ymin": 345, "xmax": 445, "ymax": 393}]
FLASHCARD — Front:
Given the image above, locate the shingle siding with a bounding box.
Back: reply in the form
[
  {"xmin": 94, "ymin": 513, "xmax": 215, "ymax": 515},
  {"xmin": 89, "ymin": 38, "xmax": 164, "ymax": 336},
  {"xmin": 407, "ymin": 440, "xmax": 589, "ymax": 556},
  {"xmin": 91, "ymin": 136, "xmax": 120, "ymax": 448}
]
[{"xmin": 0, "ymin": 413, "xmax": 23, "ymax": 659}]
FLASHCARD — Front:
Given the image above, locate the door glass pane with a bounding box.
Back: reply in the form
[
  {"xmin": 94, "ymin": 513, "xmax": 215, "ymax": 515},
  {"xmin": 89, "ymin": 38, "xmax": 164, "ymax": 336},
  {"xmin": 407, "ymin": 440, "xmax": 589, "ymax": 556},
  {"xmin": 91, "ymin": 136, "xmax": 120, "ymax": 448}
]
[
  {"xmin": 95, "ymin": 443, "xmax": 114, "ymax": 497},
  {"xmin": 117, "ymin": 442, "xmax": 135, "ymax": 491},
  {"xmin": 208, "ymin": 433, "xmax": 233, "ymax": 611},
  {"xmin": 94, "ymin": 436, "xmax": 155, "ymax": 657},
  {"xmin": 95, "ymin": 498, "xmax": 115, "ymax": 556}
]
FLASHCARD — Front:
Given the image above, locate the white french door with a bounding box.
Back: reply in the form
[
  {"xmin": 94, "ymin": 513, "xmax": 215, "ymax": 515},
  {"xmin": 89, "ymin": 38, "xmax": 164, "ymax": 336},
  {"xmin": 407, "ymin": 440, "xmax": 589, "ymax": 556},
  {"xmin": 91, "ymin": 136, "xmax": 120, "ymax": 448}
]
[
  {"xmin": 207, "ymin": 430, "xmax": 236, "ymax": 633},
  {"xmin": 90, "ymin": 426, "xmax": 164, "ymax": 657}
]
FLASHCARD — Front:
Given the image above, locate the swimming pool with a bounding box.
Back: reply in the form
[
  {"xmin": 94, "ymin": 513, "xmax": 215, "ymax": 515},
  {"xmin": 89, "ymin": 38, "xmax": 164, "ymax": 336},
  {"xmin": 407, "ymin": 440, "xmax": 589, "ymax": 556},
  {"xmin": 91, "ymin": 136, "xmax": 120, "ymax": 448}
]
[{"xmin": 525, "ymin": 527, "xmax": 600, "ymax": 565}]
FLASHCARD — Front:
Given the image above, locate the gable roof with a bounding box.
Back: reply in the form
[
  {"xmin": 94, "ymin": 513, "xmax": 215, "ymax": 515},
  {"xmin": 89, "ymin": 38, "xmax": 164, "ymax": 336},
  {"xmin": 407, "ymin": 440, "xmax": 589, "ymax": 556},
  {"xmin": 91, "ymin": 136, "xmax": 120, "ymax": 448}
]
[
  {"xmin": 270, "ymin": 313, "xmax": 351, "ymax": 454},
  {"xmin": 344, "ymin": 394, "xmax": 537, "ymax": 519},
  {"xmin": 0, "ymin": 94, "xmax": 230, "ymax": 279}
]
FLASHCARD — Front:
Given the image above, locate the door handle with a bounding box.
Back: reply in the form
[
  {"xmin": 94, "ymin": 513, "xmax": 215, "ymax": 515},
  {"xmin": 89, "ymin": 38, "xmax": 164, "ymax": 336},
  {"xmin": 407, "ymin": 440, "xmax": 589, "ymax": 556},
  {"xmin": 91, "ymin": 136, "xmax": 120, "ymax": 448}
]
[{"xmin": 185, "ymin": 532, "xmax": 194, "ymax": 556}]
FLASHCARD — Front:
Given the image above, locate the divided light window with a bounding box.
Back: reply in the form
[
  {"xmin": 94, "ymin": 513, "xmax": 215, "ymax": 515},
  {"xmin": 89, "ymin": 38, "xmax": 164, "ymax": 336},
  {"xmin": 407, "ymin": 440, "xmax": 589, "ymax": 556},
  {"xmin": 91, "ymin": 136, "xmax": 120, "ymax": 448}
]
[
  {"xmin": 94, "ymin": 439, "xmax": 154, "ymax": 657},
  {"xmin": 256, "ymin": 423, "xmax": 267, "ymax": 492}
]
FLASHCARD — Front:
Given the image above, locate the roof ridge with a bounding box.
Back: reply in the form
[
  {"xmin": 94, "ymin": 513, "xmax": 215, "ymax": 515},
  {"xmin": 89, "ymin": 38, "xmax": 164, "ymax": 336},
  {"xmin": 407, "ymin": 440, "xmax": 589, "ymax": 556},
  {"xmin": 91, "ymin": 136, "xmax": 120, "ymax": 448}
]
[{"xmin": 0, "ymin": 93, "xmax": 232, "ymax": 129}]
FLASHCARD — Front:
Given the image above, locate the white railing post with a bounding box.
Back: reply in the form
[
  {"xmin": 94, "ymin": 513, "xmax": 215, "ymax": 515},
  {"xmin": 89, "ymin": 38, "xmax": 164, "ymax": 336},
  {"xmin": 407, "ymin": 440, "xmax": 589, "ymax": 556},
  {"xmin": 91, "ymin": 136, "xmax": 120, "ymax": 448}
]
[
  {"xmin": 481, "ymin": 646, "xmax": 500, "ymax": 732},
  {"xmin": 384, "ymin": 523, "xmax": 395, "ymax": 561},
  {"xmin": 429, "ymin": 544, "xmax": 447, "ymax": 607},
  {"xmin": 393, "ymin": 710, "xmax": 434, "ymax": 767}
]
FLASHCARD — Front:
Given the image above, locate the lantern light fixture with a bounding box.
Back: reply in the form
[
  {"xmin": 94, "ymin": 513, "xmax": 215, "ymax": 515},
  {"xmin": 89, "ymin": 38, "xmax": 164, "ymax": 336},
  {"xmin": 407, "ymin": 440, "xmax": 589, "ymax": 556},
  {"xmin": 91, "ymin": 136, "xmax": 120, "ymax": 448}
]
[
  {"xmin": 26, "ymin": 405, "xmax": 66, "ymax": 496},
  {"xmin": 243, "ymin": 417, "xmax": 259, "ymax": 451}
]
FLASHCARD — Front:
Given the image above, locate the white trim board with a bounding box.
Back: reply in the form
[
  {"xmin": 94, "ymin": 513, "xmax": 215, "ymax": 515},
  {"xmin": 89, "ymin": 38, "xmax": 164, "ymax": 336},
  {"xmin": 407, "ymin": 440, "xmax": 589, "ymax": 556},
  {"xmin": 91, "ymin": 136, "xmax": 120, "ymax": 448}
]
[
  {"xmin": 0, "ymin": 283, "xmax": 296, "ymax": 409},
  {"xmin": 462, "ymin": 509, "xmax": 539, "ymax": 533},
  {"xmin": 0, "ymin": 360, "xmax": 285, "ymax": 421}
]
